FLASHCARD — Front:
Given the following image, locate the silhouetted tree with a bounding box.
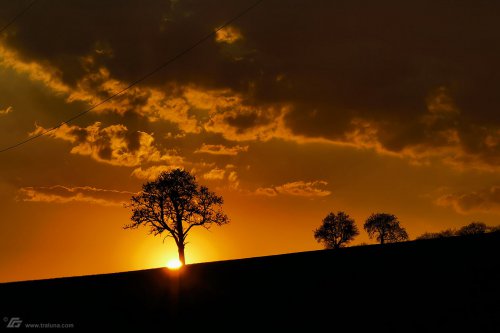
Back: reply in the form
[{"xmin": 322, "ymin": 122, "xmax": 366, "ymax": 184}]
[
  {"xmin": 490, "ymin": 225, "xmax": 500, "ymax": 233},
  {"xmin": 314, "ymin": 211, "xmax": 359, "ymax": 249},
  {"xmin": 417, "ymin": 222, "xmax": 500, "ymax": 240},
  {"xmin": 457, "ymin": 222, "xmax": 487, "ymax": 236},
  {"xmin": 364, "ymin": 213, "xmax": 409, "ymax": 244},
  {"xmin": 125, "ymin": 169, "xmax": 229, "ymax": 265},
  {"xmin": 416, "ymin": 233, "xmax": 437, "ymax": 241},
  {"xmin": 416, "ymin": 229, "xmax": 456, "ymax": 240}
]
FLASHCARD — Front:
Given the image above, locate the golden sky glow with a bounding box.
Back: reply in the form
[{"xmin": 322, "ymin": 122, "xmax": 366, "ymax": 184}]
[{"xmin": 1, "ymin": 0, "xmax": 500, "ymax": 282}]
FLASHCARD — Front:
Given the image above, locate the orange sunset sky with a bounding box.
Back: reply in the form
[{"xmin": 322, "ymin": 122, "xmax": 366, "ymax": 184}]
[{"xmin": 1, "ymin": 0, "xmax": 499, "ymax": 282}]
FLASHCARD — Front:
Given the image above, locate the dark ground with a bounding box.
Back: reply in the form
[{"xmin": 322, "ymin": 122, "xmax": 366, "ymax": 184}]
[{"xmin": 1, "ymin": 233, "xmax": 500, "ymax": 331}]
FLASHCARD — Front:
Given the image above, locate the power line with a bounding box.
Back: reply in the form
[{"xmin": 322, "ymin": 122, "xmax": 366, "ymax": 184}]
[
  {"xmin": 0, "ymin": 0, "xmax": 38, "ymax": 34},
  {"xmin": 0, "ymin": 0, "xmax": 264, "ymax": 153}
]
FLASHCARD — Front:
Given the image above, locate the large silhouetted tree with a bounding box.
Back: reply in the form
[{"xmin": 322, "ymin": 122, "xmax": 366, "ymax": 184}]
[
  {"xmin": 314, "ymin": 211, "xmax": 359, "ymax": 249},
  {"xmin": 125, "ymin": 169, "xmax": 229, "ymax": 265},
  {"xmin": 364, "ymin": 213, "xmax": 409, "ymax": 244}
]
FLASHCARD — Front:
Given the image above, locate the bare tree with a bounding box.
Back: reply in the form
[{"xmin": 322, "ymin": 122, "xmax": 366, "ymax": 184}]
[
  {"xmin": 314, "ymin": 211, "xmax": 359, "ymax": 249},
  {"xmin": 125, "ymin": 169, "xmax": 229, "ymax": 265},
  {"xmin": 364, "ymin": 213, "xmax": 409, "ymax": 244}
]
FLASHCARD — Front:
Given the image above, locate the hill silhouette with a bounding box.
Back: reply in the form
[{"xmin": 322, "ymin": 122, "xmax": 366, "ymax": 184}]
[{"xmin": 1, "ymin": 233, "xmax": 500, "ymax": 330}]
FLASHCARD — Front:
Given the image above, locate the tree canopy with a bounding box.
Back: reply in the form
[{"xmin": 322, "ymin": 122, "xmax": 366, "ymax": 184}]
[
  {"xmin": 364, "ymin": 213, "xmax": 409, "ymax": 244},
  {"xmin": 416, "ymin": 222, "xmax": 500, "ymax": 240},
  {"xmin": 314, "ymin": 211, "xmax": 359, "ymax": 249},
  {"xmin": 125, "ymin": 169, "xmax": 229, "ymax": 265},
  {"xmin": 457, "ymin": 222, "xmax": 488, "ymax": 236}
]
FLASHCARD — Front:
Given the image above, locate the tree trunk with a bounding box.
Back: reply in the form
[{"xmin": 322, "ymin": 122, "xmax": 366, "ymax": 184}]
[
  {"xmin": 178, "ymin": 244, "xmax": 186, "ymax": 265},
  {"xmin": 175, "ymin": 213, "xmax": 185, "ymax": 265},
  {"xmin": 380, "ymin": 233, "xmax": 385, "ymax": 245}
]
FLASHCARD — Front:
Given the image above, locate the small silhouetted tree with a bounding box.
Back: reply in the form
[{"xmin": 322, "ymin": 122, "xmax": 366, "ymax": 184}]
[
  {"xmin": 489, "ymin": 225, "xmax": 500, "ymax": 233},
  {"xmin": 125, "ymin": 169, "xmax": 229, "ymax": 265},
  {"xmin": 314, "ymin": 211, "xmax": 359, "ymax": 249},
  {"xmin": 416, "ymin": 229, "xmax": 456, "ymax": 240},
  {"xmin": 457, "ymin": 222, "xmax": 487, "ymax": 236},
  {"xmin": 417, "ymin": 222, "xmax": 500, "ymax": 240},
  {"xmin": 364, "ymin": 213, "xmax": 409, "ymax": 244}
]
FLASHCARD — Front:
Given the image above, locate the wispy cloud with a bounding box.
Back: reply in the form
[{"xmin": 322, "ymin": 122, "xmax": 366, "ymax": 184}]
[
  {"xmin": 194, "ymin": 143, "xmax": 248, "ymax": 156},
  {"xmin": 255, "ymin": 187, "xmax": 278, "ymax": 197},
  {"xmin": 0, "ymin": 106, "xmax": 13, "ymax": 116},
  {"xmin": 203, "ymin": 168, "xmax": 226, "ymax": 180},
  {"xmin": 18, "ymin": 185, "xmax": 135, "ymax": 206},
  {"xmin": 256, "ymin": 180, "xmax": 331, "ymax": 198},
  {"xmin": 131, "ymin": 165, "xmax": 182, "ymax": 180}
]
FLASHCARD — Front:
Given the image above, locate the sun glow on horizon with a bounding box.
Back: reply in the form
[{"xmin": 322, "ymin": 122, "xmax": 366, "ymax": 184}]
[{"xmin": 166, "ymin": 258, "xmax": 183, "ymax": 270}]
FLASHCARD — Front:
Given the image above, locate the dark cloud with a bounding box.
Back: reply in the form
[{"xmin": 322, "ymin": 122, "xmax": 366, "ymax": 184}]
[
  {"xmin": 436, "ymin": 186, "xmax": 500, "ymax": 214},
  {"xmin": 1, "ymin": 0, "xmax": 500, "ymax": 170},
  {"xmin": 69, "ymin": 127, "xmax": 89, "ymax": 144},
  {"xmin": 125, "ymin": 131, "xmax": 142, "ymax": 152},
  {"xmin": 97, "ymin": 144, "xmax": 112, "ymax": 160},
  {"xmin": 225, "ymin": 110, "xmax": 272, "ymax": 133}
]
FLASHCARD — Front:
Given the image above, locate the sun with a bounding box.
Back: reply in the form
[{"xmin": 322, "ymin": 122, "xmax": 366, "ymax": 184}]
[{"xmin": 166, "ymin": 258, "xmax": 183, "ymax": 270}]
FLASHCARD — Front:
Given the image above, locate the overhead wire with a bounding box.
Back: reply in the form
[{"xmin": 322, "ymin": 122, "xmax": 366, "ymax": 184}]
[
  {"xmin": 0, "ymin": 0, "xmax": 38, "ymax": 34},
  {"xmin": 0, "ymin": 0, "xmax": 264, "ymax": 153}
]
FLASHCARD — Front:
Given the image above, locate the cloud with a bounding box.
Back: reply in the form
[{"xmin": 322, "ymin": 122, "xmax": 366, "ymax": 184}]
[
  {"xmin": 436, "ymin": 186, "xmax": 500, "ymax": 214},
  {"xmin": 256, "ymin": 180, "xmax": 331, "ymax": 198},
  {"xmin": 204, "ymin": 105, "xmax": 291, "ymax": 142},
  {"xmin": 275, "ymin": 180, "xmax": 331, "ymax": 197},
  {"xmin": 203, "ymin": 168, "xmax": 226, "ymax": 180},
  {"xmin": 131, "ymin": 165, "xmax": 182, "ymax": 180},
  {"xmin": 0, "ymin": 42, "xmax": 200, "ymax": 134},
  {"xmin": 0, "ymin": 39, "xmax": 317, "ymax": 145},
  {"xmin": 66, "ymin": 66, "xmax": 201, "ymax": 134},
  {"xmin": 255, "ymin": 187, "xmax": 278, "ymax": 197},
  {"xmin": 194, "ymin": 143, "xmax": 248, "ymax": 156},
  {"xmin": 200, "ymin": 166, "xmax": 239, "ymax": 189},
  {"xmin": 215, "ymin": 25, "xmax": 243, "ymax": 44},
  {"xmin": 0, "ymin": 44, "xmax": 70, "ymax": 95},
  {"xmin": 18, "ymin": 185, "xmax": 134, "ymax": 206},
  {"xmin": 322, "ymin": 87, "xmax": 500, "ymax": 172},
  {"xmin": 30, "ymin": 122, "xmax": 183, "ymax": 167},
  {"xmin": 0, "ymin": 106, "xmax": 13, "ymax": 116},
  {"xmin": 2, "ymin": 0, "xmax": 500, "ymax": 173},
  {"xmin": 227, "ymin": 170, "xmax": 239, "ymax": 189},
  {"xmin": 10, "ymin": 44, "xmax": 497, "ymax": 172}
]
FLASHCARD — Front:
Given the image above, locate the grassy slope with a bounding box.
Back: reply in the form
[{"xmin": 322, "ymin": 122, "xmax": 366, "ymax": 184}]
[{"xmin": 1, "ymin": 233, "xmax": 500, "ymax": 330}]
